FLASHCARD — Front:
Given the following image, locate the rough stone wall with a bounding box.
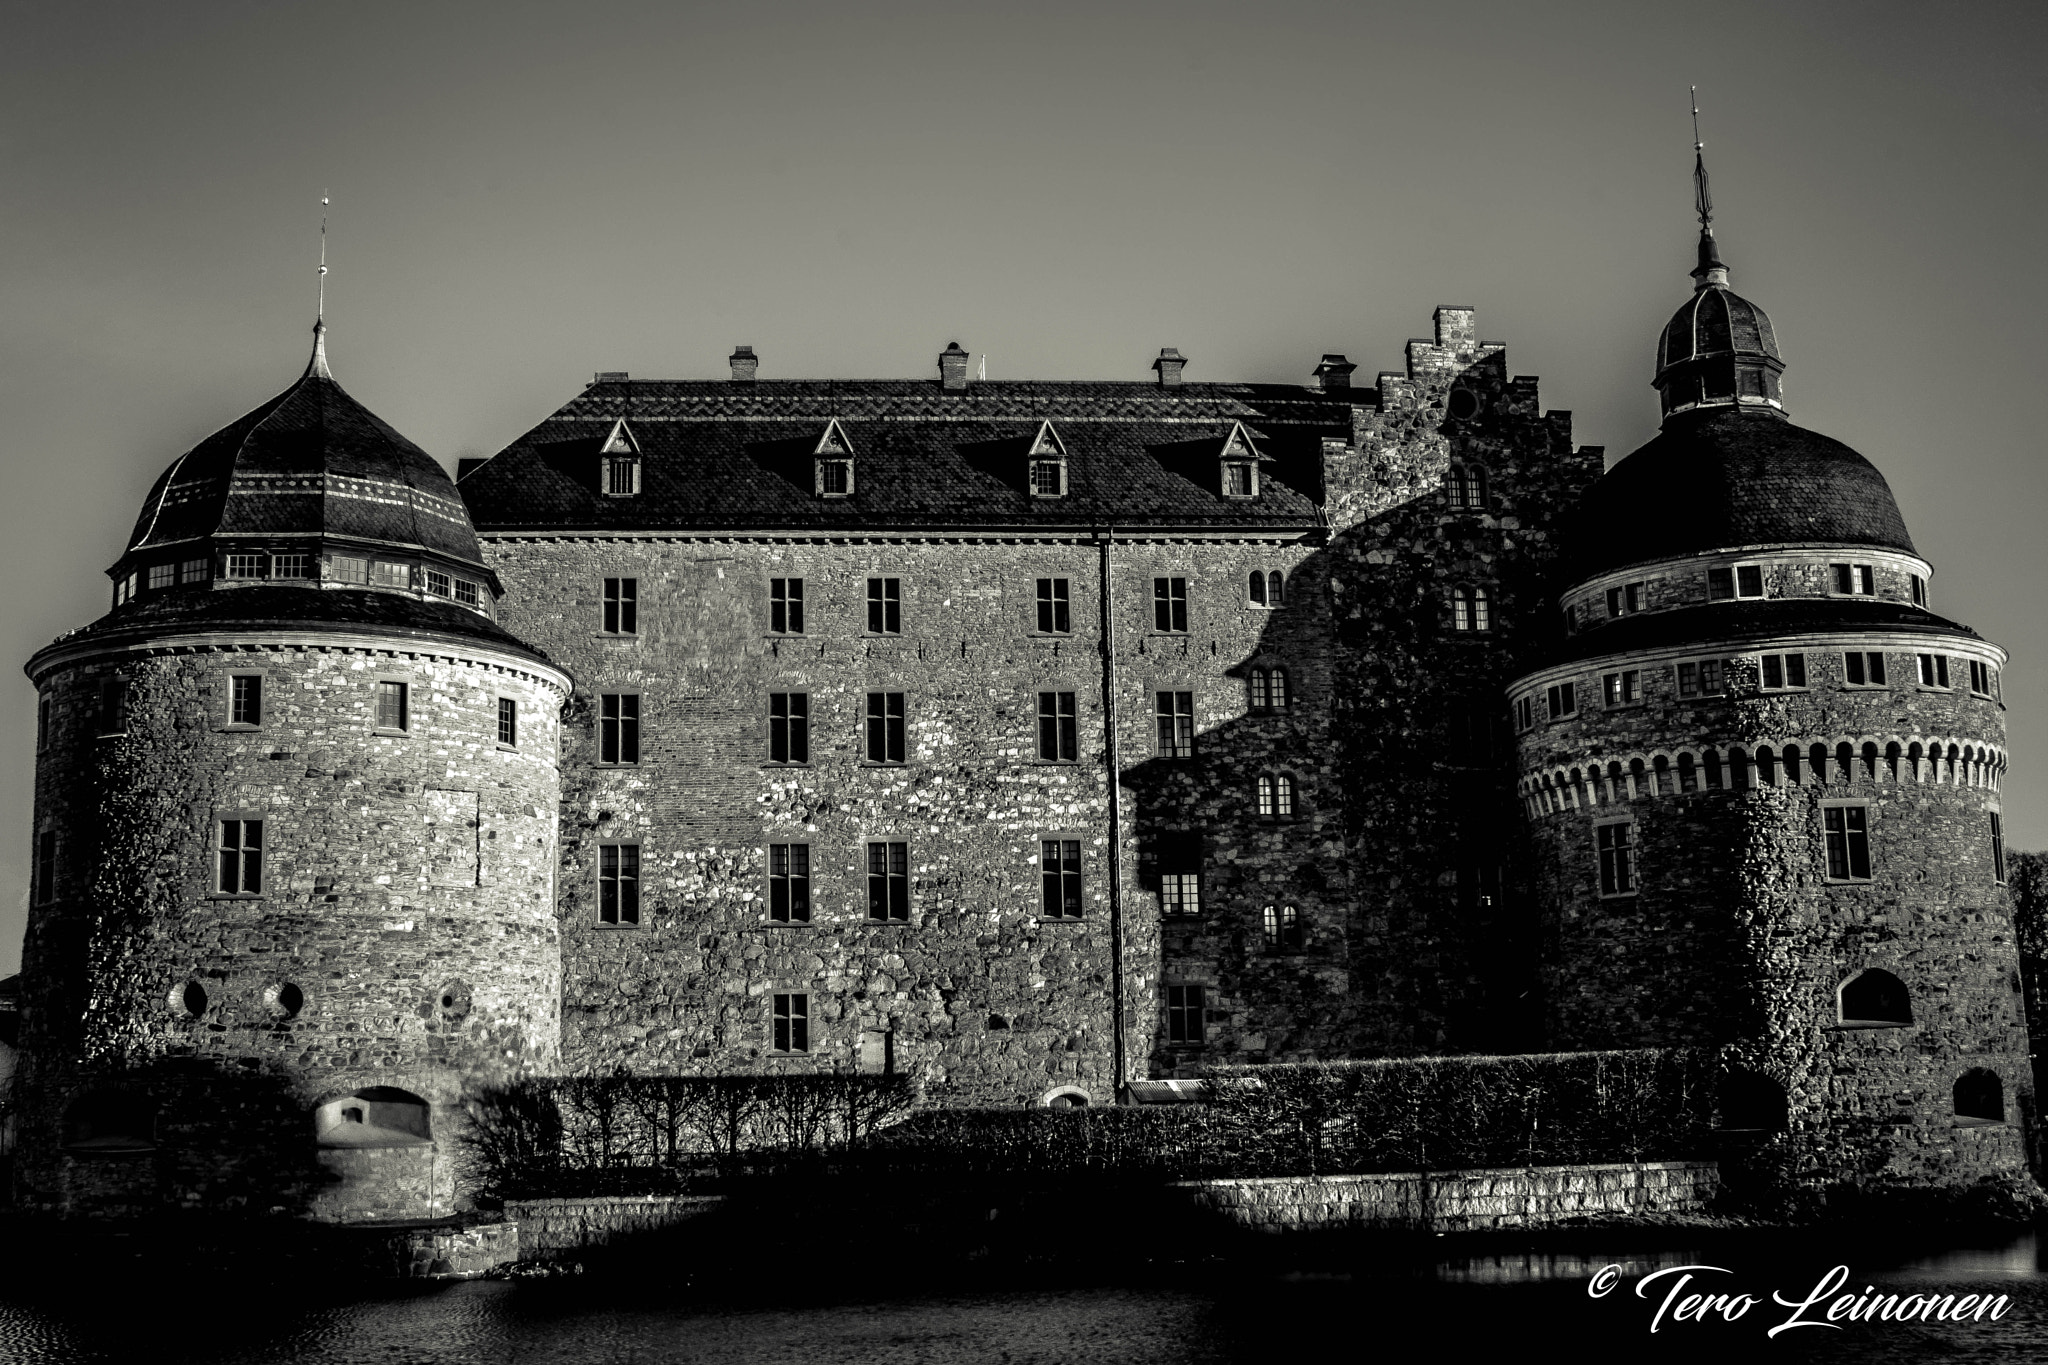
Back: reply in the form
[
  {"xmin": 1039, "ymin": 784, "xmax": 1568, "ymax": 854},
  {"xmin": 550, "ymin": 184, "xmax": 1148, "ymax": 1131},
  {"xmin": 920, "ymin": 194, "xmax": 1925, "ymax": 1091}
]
[
  {"xmin": 504, "ymin": 1194, "xmax": 724, "ymax": 1257},
  {"xmin": 1318, "ymin": 308, "xmax": 1604, "ymax": 1053},
  {"xmin": 16, "ymin": 636, "xmax": 566, "ymax": 1219}
]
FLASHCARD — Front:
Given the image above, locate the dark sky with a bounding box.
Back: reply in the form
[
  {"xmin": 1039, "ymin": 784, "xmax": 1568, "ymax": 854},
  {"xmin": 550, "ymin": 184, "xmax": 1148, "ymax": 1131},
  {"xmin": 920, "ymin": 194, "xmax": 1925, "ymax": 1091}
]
[{"xmin": 3, "ymin": 0, "xmax": 2045, "ymax": 973}]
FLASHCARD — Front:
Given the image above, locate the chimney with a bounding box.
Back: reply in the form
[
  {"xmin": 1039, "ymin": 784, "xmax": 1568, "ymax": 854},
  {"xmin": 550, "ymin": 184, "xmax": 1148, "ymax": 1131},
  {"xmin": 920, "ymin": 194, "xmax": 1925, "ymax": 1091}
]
[
  {"xmin": 1312, "ymin": 354, "xmax": 1358, "ymax": 393},
  {"xmin": 593, "ymin": 372, "xmax": 629, "ymax": 385},
  {"xmin": 939, "ymin": 341, "xmax": 971, "ymax": 392},
  {"xmin": 729, "ymin": 345, "xmax": 758, "ymax": 383},
  {"xmin": 1153, "ymin": 347, "xmax": 1187, "ymax": 388}
]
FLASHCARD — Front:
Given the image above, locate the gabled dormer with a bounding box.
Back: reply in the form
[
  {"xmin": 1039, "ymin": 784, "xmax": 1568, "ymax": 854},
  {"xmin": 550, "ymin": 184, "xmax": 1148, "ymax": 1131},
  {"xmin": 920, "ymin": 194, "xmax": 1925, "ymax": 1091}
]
[
  {"xmin": 1219, "ymin": 422, "xmax": 1262, "ymax": 499},
  {"xmin": 599, "ymin": 420, "xmax": 641, "ymax": 497},
  {"xmin": 814, "ymin": 419, "xmax": 855, "ymax": 498},
  {"xmin": 1027, "ymin": 421, "xmax": 1069, "ymax": 498}
]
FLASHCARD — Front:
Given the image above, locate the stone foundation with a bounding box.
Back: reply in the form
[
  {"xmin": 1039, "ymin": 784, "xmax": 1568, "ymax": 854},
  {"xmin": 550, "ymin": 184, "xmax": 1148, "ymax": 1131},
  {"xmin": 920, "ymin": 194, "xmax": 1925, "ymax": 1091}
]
[{"xmin": 503, "ymin": 1194, "xmax": 727, "ymax": 1258}]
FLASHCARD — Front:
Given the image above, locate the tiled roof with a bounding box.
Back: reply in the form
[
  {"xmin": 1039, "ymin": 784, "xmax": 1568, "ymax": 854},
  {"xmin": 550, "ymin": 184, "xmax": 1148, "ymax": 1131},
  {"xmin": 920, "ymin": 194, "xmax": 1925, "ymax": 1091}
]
[
  {"xmin": 1562, "ymin": 408, "xmax": 1917, "ymax": 580},
  {"xmin": 126, "ymin": 371, "xmax": 486, "ymax": 566},
  {"xmin": 35, "ymin": 586, "xmax": 553, "ymax": 669},
  {"xmin": 1537, "ymin": 598, "xmax": 1980, "ymax": 670},
  {"xmin": 460, "ymin": 379, "xmax": 1352, "ymax": 533}
]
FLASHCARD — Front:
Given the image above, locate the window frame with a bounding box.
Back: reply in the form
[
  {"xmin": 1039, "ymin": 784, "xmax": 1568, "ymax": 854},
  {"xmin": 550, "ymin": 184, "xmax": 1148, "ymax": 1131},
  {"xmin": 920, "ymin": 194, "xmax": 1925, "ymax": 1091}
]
[
  {"xmin": 147, "ymin": 562, "xmax": 176, "ymax": 591},
  {"xmin": 1910, "ymin": 574, "xmax": 1927, "ymax": 607},
  {"xmin": 771, "ymin": 992, "xmax": 811, "ymax": 1052},
  {"xmin": 1035, "ymin": 689, "xmax": 1079, "ymax": 763},
  {"xmin": 1451, "ymin": 585, "xmax": 1491, "ymax": 632},
  {"xmin": 865, "ymin": 840, "xmax": 911, "ymax": 922},
  {"xmin": 1916, "ymin": 653, "xmax": 1952, "ymax": 690},
  {"xmin": 598, "ymin": 692, "xmax": 642, "ymax": 766},
  {"xmin": 816, "ymin": 458, "xmax": 853, "ymax": 498},
  {"xmin": 1028, "ymin": 458, "xmax": 1067, "ymax": 498},
  {"xmin": 767, "ymin": 691, "xmax": 810, "ymax": 765},
  {"xmin": 1821, "ymin": 801, "xmax": 1874, "ymax": 883},
  {"xmin": 1166, "ymin": 984, "xmax": 1207, "ymax": 1044},
  {"xmin": 1545, "ymin": 681, "xmax": 1576, "ymax": 719},
  {"xmin": 1601, "ymin": 669, "xmax": 1640, "ymax": 709},
  {"xmin": 496, "ymin": 697, "xmax": 519, "ymax": 749},
  {"xmin": 1830, "ymin": 562, "xmax": 1876, "ymax": 596},
  {"xmin": 1154, "ymin": 689, "xmax": 1196, "ymax": 759},
  {"xmin": 224, "ymin": 671, "xmax": 265, "ymax": 730},
  {"xmin": 769, "ymin": 577, "xmax": 804, "ymax": 636},
  {"xmin": 1261, "ymin": 903, "xmax": 1305, "ymax": 953},
  {"xmin": 33, "ymin": 827, "xmax": 57, "ymax": 905},
  {"xmin": 1969, "ymin": 659, "xmax": 1995, "ymax": 697},
  {"xmin": 597, "ymin": 842, "xmax": 642, "ymax": 926},
  {"xmin": 372, "ymin": 678, "xmax": 412, "ymax": 735},
  {"xmin": 215, "ymin": 815, "xmax": 265, "ymax": 897},
  {"xmin": 1842, "ymin": 651, "xmax": 1888, "ymax": 688},
  {"xmin": 865, "ymin": 577, "xmax": 903, "ymax": 636},
  {"xmin": 602, "ymin": 577, "xmax": 639, "ymax": 636},
  {"xmin": 1759, "ymin": 652, "xmax": 1808, "ymax": 691},
  {"xmin": 1038, "ymin": 835, "xmax": 1085, "ymax": 919},
  {"xmin": 1675, "ymin": 659, "xmax": 1727, "ymax": 699},
  {"xmin": 1990, "ymin": 811, "xmax": 2007, "ymax": 885},
  {"xmin": 863, "ymin": 690, "xmax": 908, "ymax": 765},
  {"xmin": 1255, "ymin": 772, "xmax": 1299, "ymax": 820},
  {"xmin": 602, "ymin": 453, "xmax": 641, "ymax": 498},
  {"xmin": 1734, "ymin": 564, "xmax": 1765, "ymax": 598},
  {"xmin": 1221, "ymin": 460, "xmax": 1258, "ymax": 499},
  {"xmin": 1151, "ymin": 577, "xmax": 1189, "ymax": 634},
  {"xmin": 1033, "ymin": 578, "xmax": 1072, "ymax": 636},
  {"xmin": 768, "ymin": 842, "xmax": 812, "ymax": 924},
  {"xmin": 1594, "ymin": 817, "xmax": 1637, "ymax": 898}
]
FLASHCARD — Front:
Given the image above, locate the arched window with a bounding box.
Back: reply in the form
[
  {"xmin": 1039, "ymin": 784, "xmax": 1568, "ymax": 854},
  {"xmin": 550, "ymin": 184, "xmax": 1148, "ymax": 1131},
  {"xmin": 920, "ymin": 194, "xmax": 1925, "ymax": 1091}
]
[
  {"xmin": 1755, "ymin": 747, "xmax": 1775, "ymax": 786},
  {"xmin": 1262, "ymin": 903, "xmax": 1304, "ymax": 951},
  {"xmin": 1451, "ymin": 586, "xmax": 1491, "ymax": 632},
  {"xmin": 1270, "ymin": 668, "xmax": 1290, "ymax": 710},
  {"xmin": 1953, "ymin": 1069, "xmax": 2004, "ymax": 1124},
  {"xmin": 1677, "ymin": 752, "xmax": 1698, "ymax": 793},
  {"xmin": 63, "ymin": 1090, "xmax": 157, "ymax": 1154},
  {"xmin": 1717, "ymin": 1072, "xmax": 1788, "ymax": 1132},
  {"xmin": 1248, "ymin": 571, "xmax": 1267, "ymax": 607},
  {"xmin": 1248, "ymin": 669, "xmax": 1270, "ymax": 710},
  {"xmin": 1782, "ymin": 745, "xmax": 1802, "ymax": 785},
  {"xmin": 315, "ymin": 1087, "xmax": 433, "ymax": 1148},
  {"xmin": 1267, "ymin": 571, "xmax": 1285, "ymax": 607},
  {"xmin": 1256, "ymin": 774, "xmax": 1276, "ymax": 817},
  {"xmin": 1702, "ymin": 748, "xmax": 1723, "ymax": 789},
  {"xmin": 1839, "ymin": 968, "xmax": 1912, "ymax": 1026},
  {"xmin": 1652, "ymin": 754, "xmax": 1672, "ymax": 796},
  {"xmin": 1448, "ymin": 464, "xmax": 1488, "ymax": 509},
  {"xmin": 1274, "ymin": 773, "xmax": 1295, "ymax": 816}
]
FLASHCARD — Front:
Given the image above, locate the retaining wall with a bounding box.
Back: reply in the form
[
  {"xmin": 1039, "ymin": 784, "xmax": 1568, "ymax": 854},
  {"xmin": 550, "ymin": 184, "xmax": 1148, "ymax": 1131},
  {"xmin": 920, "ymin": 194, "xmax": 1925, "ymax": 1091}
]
[{"xmin": 504, "ymin": 1194, "xmax": 727, "ymax": 1258}]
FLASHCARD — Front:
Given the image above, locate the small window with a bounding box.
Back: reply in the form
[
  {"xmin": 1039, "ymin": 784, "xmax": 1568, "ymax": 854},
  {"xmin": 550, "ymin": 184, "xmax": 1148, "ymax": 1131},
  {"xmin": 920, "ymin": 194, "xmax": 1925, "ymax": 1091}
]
[
  {"xmin": 866, "ymin": 841, "xmax": 909, "ymax": 921},
  {"xmin": 770, "ymin": 578, "xmax": 803, "ymax": 635},
  {"xmin": 180, "ymin": 557, "xmax": 211, "ymax": 584},
  {"xmin": 1160, "ymin": 872, "xmax": 1201, "ymax": 916},
  {"xmin": 1602, "ymin": 670, "xmax": 1639, "ymax": 707},
  {"xmin": 1735, "ymin": 565, "xmax": 1764, "ymax": 598},
  {"xmin": 1953, "ymin": 1069, "xmax": 2004, "ymax": 1124},
  {"xmin": 598, "ymin": 843, "xmax": 640, "ymax": 925},
  {"xmin": 1448, "ymin": 465, "xmax": 1488, "ymax": 510},
  {"xmin": 603, "ymin": 455, "xmax": 641, "ymax": 497},
  {"xmin": 865, "ymin": 691, "xmax": 907, "ymax": 764},
  {"xmin": 772, "ymin": 993, "xmax": 810, "ymax": 1052},
  {"xmin": 33, "ymin": 828, "xmax": 56, "ymax": 904},
  {"xmin": 422, "ymin": 570, "xmax": 450, "ymax": 598},
  {"xmin": 1248, "ymin": 572, "xmax": 1266, "ymax": 607},
  {"xmin": 1706, "ymin": 566, "xmax": 1734, "ymax": 601},
  {"xmin": 769, "ymin": 693, "xmax": 809, "ymax": 764},
  {"xmin": 1152, "ymin": 578, "xmax": 1188, "ymax": 633},
  {"xmin": 327, "ymin": 555, "xmax": 367, "ymax": 584},
  {"xmin": 769, "ymin": 843, "xmax": 811, "ymax": 923},
  {"xmin": 268, "ymin": 554, "xmax": 308, "ymax": 581},
  {"xmin": 1759, "ymin": 653, "xmax": 1807, "ymax": 690},
  {"xmin": 455, "ymin": 580, "xmax": 481, "ymax": 608},
  {"xmin": 97, "ymin": 678, "xmax": 127, "ymax": 735},
  {"xmin": 1166, "ymin": 984, "xmax": 1206, "ymax": 1043},
  {"xmin": 226, "ymin": 553, "xmax": 268, "ymax": 580},
  {"xmin": 1035, "ymin": 579, "xmax": 1070, "ymax": 634},
  {"xmin": 218, "ymin": 819, "xmax": 264, "ymax": 895},
  {"xmin": 1266, "ymin": 571, "xmax": 1284, "ymax": 607},
  {"xmin": 1514, "ymin": 696, "xmax": 1534, "ymax": 732},
  {"xmin": 1990, "ymin": 812, "xmax": 2006, "ymax": 884},
  {"xmin": 1822, "ymin": 804, "xmax": 1873, "ymax": 882},
  {"xmin": 1261, "ymin": 904, "xmax": 1304, "ymax": 952},
  {"xmin": 1037, "ymin": 691, "xmax": 1078, "ymax": 762},
  {"xmin": 1222, "ymin": 461, "xmax": 1256, "ymax": 497},
  {"xmin": 866, "ymin": 578, "xmax": 902, "ymax": 635},
  {"xmin": 497, "ymin": 698, "xmax": 518, "ymax": 747},
  {"xmin": 35, "ymin": 693, "xmax": 51, "ymax": 751},
  {"xmin": 113, "ymin": 571, "xmax": 138, "ymax": 606},
  {"xmin": 1040, "ymin": 839, "xmax": 1083, "ymax": 917},
  {"xmin": 1451, "ymin": 586, "xmax": 1491, "ymax": 632},
  {"xmin": 1155, "ymin": 691, "xmax": 1194, "ymax": 758},
  {"xmin": 1969, "ymin": 660, "xmax": 1994, "ymax": 697},
  {"xmin": 1910, "ymin": 574, "xmax": 1927, "ymax": 607},
  {"xmin": 1676, "ymin": 660, "xmax": 1726, "ymax": 698},
  {"xmin": 1831, "ymin": 563, "xmax": 1875, "ymax": 596},
  {"xmin": 599, "ymin": 693, "xmax": 641, "ymax": 765},
  {"xmin": 1254, "ymin": 772, "xmax": 1298, "ymax": 818},
  {"xmin": 229, "ymin": 674, "xmax": 263, "ymax": 727},
  {"xmin": 371, "ymin": 562, "xmax": 411, "ymax": 590},
  {"xmin": 1839, "ymin": 969, "xmax": 1912, "ymax": 1026},
  {"xmin": 147, "ymin": 563, "xmax": 175, "ymax": 591},
  {"xmin": 1546, "ymin": 682, "xmax": 1576, "ymax": 719},
  {"xmin": 1843, "ymin": 652, "xmax": 1887, "ymax": 687},
  {"xmin": 1605, "ymin": 582, "xmax": 1644, "ymax": 617},
  {"xmin": 1029, "ymin": 459, "xmax": 1065, "ymax": 497},
  {"xmin": 603, "ymin": 578, "xmax": 638, "ymax": 635},
  {"xmin": 1248, "ymin": 667, "xmax": 1290, "ymax": 713},
  {"xmin": 1596, "ymin": 820, "xmax": 1636, "ymax": 897},
  {"xmin": 374, "ymin": 681, "xmax": 409, "ymax": 732},
  {"xmin": 818, "ymin": 458, "xmax": 852, "ymax": 497},
  {"xmin": 1917, "ymin": 654, "xmax": 1951, "ymax": 689}
]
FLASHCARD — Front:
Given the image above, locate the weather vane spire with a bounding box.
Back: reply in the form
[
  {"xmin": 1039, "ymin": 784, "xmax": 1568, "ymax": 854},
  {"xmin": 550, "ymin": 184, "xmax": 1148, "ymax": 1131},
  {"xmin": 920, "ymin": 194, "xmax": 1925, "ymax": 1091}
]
[
  {"xmin": 1691, "ymin": 87, "xmax": 1713, "ymax": 232},
  {"xmin": 308, "ymin": 191, "xmax": 333, "ymax": 379}
]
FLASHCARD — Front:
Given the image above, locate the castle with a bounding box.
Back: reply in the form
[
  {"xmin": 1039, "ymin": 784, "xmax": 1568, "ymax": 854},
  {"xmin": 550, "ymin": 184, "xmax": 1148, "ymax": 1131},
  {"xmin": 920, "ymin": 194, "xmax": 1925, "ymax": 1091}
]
[{"xmin": 12, "ymin": 180, "xmax": 2033, "ymax": 1220}]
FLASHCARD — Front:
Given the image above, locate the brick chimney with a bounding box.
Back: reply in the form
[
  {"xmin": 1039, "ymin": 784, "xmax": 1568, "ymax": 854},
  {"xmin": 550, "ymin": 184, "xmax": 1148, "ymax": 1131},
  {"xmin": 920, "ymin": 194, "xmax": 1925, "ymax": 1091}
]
[
  {"xmin": 939, "ymin": 342, "xmax": 971, "ymax": 391},
  {"xmin": 1312, "ymin": 354, "xmax": 1357, "ymax": 393},
  {"xmin": 1153, "ymin": 347, "xmax": 1187, "ymax": 388},
  {"xmin": 729, "ymin": 345, "xmax": 758, "ymax": 382}
]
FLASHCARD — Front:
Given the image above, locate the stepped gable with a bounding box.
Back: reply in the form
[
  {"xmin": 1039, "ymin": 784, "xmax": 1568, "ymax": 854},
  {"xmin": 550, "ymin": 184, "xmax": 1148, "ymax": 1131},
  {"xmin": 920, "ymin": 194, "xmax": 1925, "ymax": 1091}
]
[
  {"xmin": 126, "ymin": 350, "xmax": 484, "ymax": 566},
  {"xmin": 459, "ymin": 378, "xmax": 1349, "ymax": 532}
]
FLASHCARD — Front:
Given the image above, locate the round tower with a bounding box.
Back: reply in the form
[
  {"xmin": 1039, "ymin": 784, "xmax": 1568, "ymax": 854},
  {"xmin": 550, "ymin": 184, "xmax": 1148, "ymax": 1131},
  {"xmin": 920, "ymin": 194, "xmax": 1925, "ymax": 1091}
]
[
  {"xmin": 16, "ymin": 324, "xmax": 570, "ymax": 1221},
  {"xmin": 1508, "ymin": 200, "xmax": 2032, "ymax": 1200}
]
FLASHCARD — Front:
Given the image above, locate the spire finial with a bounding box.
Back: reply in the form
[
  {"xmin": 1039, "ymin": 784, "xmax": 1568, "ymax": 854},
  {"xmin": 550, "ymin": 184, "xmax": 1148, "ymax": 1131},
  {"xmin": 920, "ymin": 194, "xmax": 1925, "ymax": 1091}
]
[
  {"xmin": 1687, "ymin": 90, "xmax": 1729, "ymax": 292},
  {"xmin": 307, "ymin": 192, "xmax": 332, "ymax": 379}
]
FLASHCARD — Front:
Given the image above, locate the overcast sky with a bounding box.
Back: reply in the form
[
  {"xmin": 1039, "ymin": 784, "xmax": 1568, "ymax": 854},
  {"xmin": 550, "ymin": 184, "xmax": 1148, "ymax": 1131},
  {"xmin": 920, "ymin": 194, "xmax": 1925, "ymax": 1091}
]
[{"xmin": 2, "ymin": 0, "xmax": 2044, "ymax": 974}]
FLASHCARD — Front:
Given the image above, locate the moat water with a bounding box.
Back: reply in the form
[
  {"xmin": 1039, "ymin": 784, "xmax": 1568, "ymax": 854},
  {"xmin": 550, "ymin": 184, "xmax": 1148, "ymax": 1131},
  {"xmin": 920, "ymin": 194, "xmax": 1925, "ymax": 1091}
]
[{"xmin": 2, "ymin": 1231, "xmax": 2044, "ymax": 1363}]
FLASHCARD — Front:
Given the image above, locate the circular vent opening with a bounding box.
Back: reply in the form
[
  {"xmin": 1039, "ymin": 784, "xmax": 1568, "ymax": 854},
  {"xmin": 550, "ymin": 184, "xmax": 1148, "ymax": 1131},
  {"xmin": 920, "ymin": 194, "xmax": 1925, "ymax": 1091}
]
[
  {"xmin": 1446, "ymin": 387, "xmax": 1482, "ymax": 421},
  {"xmin": 177, "ymin": 981, "xmax": 208, "ymax": 1018},
  {"xmin": 266, "ymin": 982, "xmax": 305, "ymax": 1019},
  {"xmin": 437, "ymin": 980, "xmax": 472, "ymax": 1022}
]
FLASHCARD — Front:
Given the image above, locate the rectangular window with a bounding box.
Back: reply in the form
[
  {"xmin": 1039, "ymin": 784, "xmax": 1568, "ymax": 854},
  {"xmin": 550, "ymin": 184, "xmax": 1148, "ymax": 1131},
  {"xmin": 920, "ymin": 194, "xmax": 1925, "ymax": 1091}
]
[
  {"xmin": 455, "ymin": 580, "xmax": 481, "ymax": 607},
  {"xmin": 97, "ymin": 678, "xmax": 127, "ymax": 735},
  {"xmin": 769, "ymin": 843, "xmax": 811, "ymax": 923},
  {"xmin": 1155, "ymin": 691, "xmax": 1195, "ymax": 758},
  {"xmin": 113, "ymin": 572, "xmax": 137, "ymax": 606},
  {"xmin": 1911, "ymin": 574, "xmax": 1927, "ymax": 607},
  {"xmin": 772, "ymin": 993, "xmax": 810, "ymax": 1052},
  {"xmin": 598, "ymin": 843, "xmax": 640, "ymax": 924},
  {"xmin": 218, "ymin": 819, "xmax": 263, "ymax": 895},
  {"xmin": 1760, "ymin": 653, "xmax": 1807, "ymax": 690},
  {"xmin": 1990, "ymin": 812, "xmax": 2007, "ymax": 885},
  {"xmin": 769, "ymin": 693, "xmax": 809, "ymax": 764},
  {"xmin": 1037, "ymin": 691, "xmax": 1078, "ymax": 762},
  {"xmin": 865, "ymin": 691, "xmax": 906, "ymax": 764},
  {"xmin": 1677, "ymin": 659, "xmax": 1727, "ymax": 698},
  {"xmin": 819, "ymin": 459, "xmax": 851, "ymax": 496},
  {"xmin": 599, "ymin": 693, "xmax": 641, "ymax": 765},
  {"xmin": 229, "ymin": 674, "xmax": 263, "ymax": 727},
  {"xmin": 36, "ymin": 694, "xmax": 50, "ymax": 751},
  {"xmin": 1159, "ymin": 871, "xmax": 1202, "ymax": 916},
  {"xmin": 1832, "ymin": 563, "xmax": 1875, "ymax": 595},
  {"xmin": 1707, "ymin": 566, "xmax": 1734, "ymax": 601},
  {"xmin": 271, "ymin": 555, "xmax": 310, "ymax": 581},
  {"xmin": 1917, "ymin": 654, "xmax": 1951, "ymax": 688},
  {"xmin": 603, "ymin": 578, "xmax": 638, "ymax": 634},
  {"xmin": 1515, "ymin": 696, "xmax": 1534, "ymax": 731},
  {"xmin": 1152, "ymin": 577, "xmax": 1188, "ymax": 633},
  {"xmin": 1602, "ymin": 670, "xmax": 1639, "ymax": 707},
  {"xmin": 226, "ymin": 553, "xmax": 268, "ymax": 579},
  {"xmin": 1843, "ymin": 651, "xmax": 1887, "ymax": 686},
  {"xmin": 770, "ymin": 578, "xmax": 803, "ymax": 635},
  {"xmin": 424, "ymin": 570, "xmax": 452, "ymax": 597},
  {"xmin": 147, "ymin": 563, "xmax": 175, "ymax": 591},
  {"xmin": 1970, "ymin": 660, "xmax": 1993, "ymax": 696},
  {"xmin": 1605, "ymin": 582, "xmax": 1644, "ymax": 617},
  {"xmin": 1546, "ymin": 682, "xmax": 1576, "ymax": 719},
  {"xmin": 1030, "ymin": 460, "xmax": 1065, "ymax": 497},
  {"xmin": 1166, "ymin": 985, "xmax": 1206, "ymax": 1044},
  {"xmin": 1823, "ymin": 805, "xmax": 1873, "ymax": 882},
  {"xmin": 1041, "ymin": 839, "xmax": 1083, "ymax": 918},
  {"xmin": 1735, "ymin": 565, "xmax": 1765, "ymax": 598},
  {"xmin": 371, "ymin": 561, "xmax": 411, "ymax": 589},
  {"xmin": 497, "ymin": 697, "xmax": 518, "ymax": 747},
  {"xmin": 1223, "ymin": 463, "xmax": 1253, "ymax": 496},
  {"xmin": 866, "ymin": 577, "xmax": 901, "ymax": 634},
  {"xmin": 181, "ymin": 557, "xmax": 211, "ymax": 584},
  {"xmin": 866, "ymin": 841, "xmax": 909, "ymax": 921},
  {"xmin": 33, "ymin": 829, "xmax": 56, "ymax": 904},
  {"xmin": 326, "ymin": 555, "xmax": 367, "ymax": 584},
  {"xmin": 1035, "ymin": 578, "xmax": 1071, "ymax": 634},
  {"xmin": 375, "ymin": 681, "xmax": 409, "ymax": 732},
  {"xmin": 1596, "ymin": 820, "xmax": 1636, "ymax": 897}
]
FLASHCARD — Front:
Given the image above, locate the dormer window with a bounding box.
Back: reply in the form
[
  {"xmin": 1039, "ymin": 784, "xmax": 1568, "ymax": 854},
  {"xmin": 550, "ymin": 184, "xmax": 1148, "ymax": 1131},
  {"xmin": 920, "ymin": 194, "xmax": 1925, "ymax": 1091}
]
[
  {"xmin": 1219, "ymin": 422, "xmax": 1261, "ymax": 499},
  {"xmin": 599, "ymin": 419, "xmax": 641, "ymax": 497},
  {"xmin": 814, "ymin": 418, "xmax": 855, "ymax": 498},
  {"xmin": 1027, "ymin": 421, "xmax": 1068, "ymax": 498}
]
